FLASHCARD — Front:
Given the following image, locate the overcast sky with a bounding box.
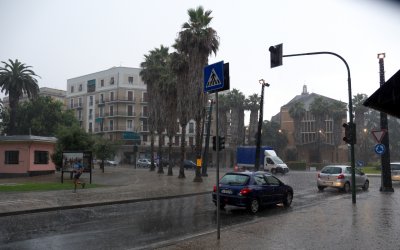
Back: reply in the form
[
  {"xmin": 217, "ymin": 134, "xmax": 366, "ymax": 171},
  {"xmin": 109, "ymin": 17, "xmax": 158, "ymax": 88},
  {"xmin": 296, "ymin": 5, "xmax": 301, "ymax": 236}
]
[{"xmin": 1, "ymin": 0, "xmax": 399, "ymax": 122}]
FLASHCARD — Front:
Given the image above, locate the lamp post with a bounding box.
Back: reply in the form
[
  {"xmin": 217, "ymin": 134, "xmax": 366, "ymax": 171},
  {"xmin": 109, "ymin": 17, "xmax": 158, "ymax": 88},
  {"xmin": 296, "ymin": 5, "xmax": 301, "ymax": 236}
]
[
  {"xmin": 254, "ymin": 79, "xmax": 270, "ymax": 171},
  {"xmin": 377, "ymin": 53, "xmax": 393, "ymax": 192}
]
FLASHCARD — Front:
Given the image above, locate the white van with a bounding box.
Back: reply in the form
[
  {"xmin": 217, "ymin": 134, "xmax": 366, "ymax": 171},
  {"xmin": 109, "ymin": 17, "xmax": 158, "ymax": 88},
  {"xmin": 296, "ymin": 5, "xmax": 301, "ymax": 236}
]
[{"xmin": 264, "ymin": 150, "xmax": 289, "ymax": 174}]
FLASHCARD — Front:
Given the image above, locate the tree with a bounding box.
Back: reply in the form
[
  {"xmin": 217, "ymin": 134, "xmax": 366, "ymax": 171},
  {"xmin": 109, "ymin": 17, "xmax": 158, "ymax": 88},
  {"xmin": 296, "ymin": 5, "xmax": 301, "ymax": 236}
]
[
  {"xmin": 140, "ymin": 46, "xmax": 170, "ymax": 172},
  {"xmin": 262, "ymin": 120, "xmax": 288, "ymax": 157},
  {"xmin": 178, "ymin": 6, "xmax": 220, "ymax": 182},
  {"xmin": 244, "ymin": 94, "xmax": 260, "ymax": 145},
  {"xmin": 330, "ymin": 100, "xmax": 347, "ymax": 162},
  {"xmin": 2, "ymin": 96, "xmax": 78, "ymax": 136},
  {"xmin": 0, "ymin": 59, "xmax": 39, "ymax": 135},
  {"xmin": 170, "ymin": 46, "xmax": 190, "ymax": 179},
  {"xmin": 92, "ymin": 135, "xmax": 117, "ymax": 173},
  {"xmin": 310, "ymin": 97, "xmax": 331, "ymax": 163},
  {"xmin": 51, "ymin": 125, "xmax": 94, "ymax": 167},
  {"xmin": 288, "ymin": 101, "xmax": 306, "ymax": 146}
]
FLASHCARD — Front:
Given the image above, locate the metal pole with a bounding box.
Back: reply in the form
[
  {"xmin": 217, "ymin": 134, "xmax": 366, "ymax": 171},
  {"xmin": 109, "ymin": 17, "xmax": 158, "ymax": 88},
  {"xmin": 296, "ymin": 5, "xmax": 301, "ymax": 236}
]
[
  {"xmin": 283, "ymin": 51, "xmax": 356, "ymax": 203},
  {"xmin": 378, "ymin": 53, "xmax": 394, "ymax": 192},
  {"xmin": 255, "ymin": 80, "xmax": 269, "ymax": 171},
  {"xmin": 215, "ymin": 92, "xmax": 220, "ymax": 239}
]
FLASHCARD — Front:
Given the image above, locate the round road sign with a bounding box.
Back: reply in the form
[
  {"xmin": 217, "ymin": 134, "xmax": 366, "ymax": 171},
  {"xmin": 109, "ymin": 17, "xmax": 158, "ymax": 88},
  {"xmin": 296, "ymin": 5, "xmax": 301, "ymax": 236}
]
[{"xmin": 374, "ymin": 144, "xmax": 385, "ymax": 155}]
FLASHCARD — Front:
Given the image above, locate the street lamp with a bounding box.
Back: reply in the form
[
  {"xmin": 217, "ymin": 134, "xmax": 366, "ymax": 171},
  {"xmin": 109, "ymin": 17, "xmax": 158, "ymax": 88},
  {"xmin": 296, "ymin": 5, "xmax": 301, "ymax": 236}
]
[{"xmin": 254, "ymin": 79, "xmax": 270, "ymax": 171}]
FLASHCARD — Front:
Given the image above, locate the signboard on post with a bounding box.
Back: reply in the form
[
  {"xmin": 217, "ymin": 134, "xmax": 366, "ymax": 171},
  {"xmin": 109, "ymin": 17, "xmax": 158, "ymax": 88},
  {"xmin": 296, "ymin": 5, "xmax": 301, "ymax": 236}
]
[
  {"xmin": 204, "ymin": 61, "xmax": 229, "ymax": 93},
  {"xmin": 371, "ymin": 129, "xmax": 387, "ymax": 144}
]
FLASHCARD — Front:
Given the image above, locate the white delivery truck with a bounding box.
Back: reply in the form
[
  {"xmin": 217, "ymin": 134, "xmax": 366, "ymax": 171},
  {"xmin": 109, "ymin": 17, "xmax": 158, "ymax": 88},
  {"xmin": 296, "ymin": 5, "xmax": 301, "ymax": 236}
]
[{"xmin": 264, "ymin": 150, "xmax": 289, "ymax": 174}]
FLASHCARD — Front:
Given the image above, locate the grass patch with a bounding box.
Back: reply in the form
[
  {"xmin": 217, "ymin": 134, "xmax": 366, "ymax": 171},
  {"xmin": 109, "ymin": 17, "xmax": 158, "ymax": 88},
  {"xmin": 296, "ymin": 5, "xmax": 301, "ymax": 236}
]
[
  {"xmin": 0, "ymin": 182, "xmax": 101, "ymax": 192},
  {"xmin": 360, "ymin": 166, "xmax": 381, "ymax": 175}
]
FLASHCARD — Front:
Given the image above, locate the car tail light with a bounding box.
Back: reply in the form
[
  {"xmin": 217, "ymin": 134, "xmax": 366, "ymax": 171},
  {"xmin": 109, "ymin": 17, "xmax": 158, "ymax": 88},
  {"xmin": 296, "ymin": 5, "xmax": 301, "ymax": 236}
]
[
  {"xmin": 239, "ymin": 187, "xmax": 252, "ymax": 196},
  {"xmin": 337, "ymin": 173, "xmax": 345, "ymax": 179},
  {"xmin": 317, "ymin": 172, "xmax": 320, "ymax": 178},
  {"xmin": 213, "ymin": 185, "xmax": 216, "ymax": 192}
]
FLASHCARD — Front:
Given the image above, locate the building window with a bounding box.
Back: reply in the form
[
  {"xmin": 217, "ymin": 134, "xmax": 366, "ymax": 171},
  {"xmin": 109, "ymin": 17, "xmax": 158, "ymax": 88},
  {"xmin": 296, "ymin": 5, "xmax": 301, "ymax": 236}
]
[
  {"xmin": 89, "ymin": 109, "xmax": 93, "ymax": 120},
  {"xmin": 110, "ymin": 77, "xmax": 115, "ymax": 85},
  {"xmin": 189, "ymin": 122, "xmax": 194, "ymax": 134},
  {"xmin": 110, "ymin": 92, "xmax": 115, "ymax": 101},
  {"xmin": 70, "ymin": 99, "xmax": 74, "ymax": 109},
  {"xmin": 128, "ymin": 91, "xmax": 133, "ymax": 101},
  {"xmin": 70, "ymin": 86, "xmax": 74, "ymax": 93},
  {"xmin": 89, "ymin": 122, "xmax": 93, "ymax": 133},
  {"xmin": 142, "ymin": 106, "xmax": 148, "ymax": 117},
  {"xmin": 87, "ymin": 79, "xmax": 96, "ymax": 92},
  {"xmin": 127, "ymin": 120, "xmax": 133, "ymax": 130},
  {"xmin": 110, "ymin": 120, "xmax": 114, "ymax": 131},
  {"xmin": 100, "ymin": 93, "xmax": 104, "ymax": 103},
  {"xmin": 34, "ymin": 151, "xmax": 49, "ymax": 164},
  {"xmin": 189, "ymin": 136, "xmax": 194, "ymax": 146},
  {"xmin": 143, "ymin": 134, "xmax": 148, "ymax": 142},
  {"xmin": 78, "ymin": 110, "xmax": 82, "ymax": 120},
  {"xmin": 142, "ymin": 120, "xmax": 148, "ymax": 132},
  {"xmin": 78, "ymin": 97, "xmax": 83, "ymax": 107},
  {"xmin": 128, "ymin": 76, "xmax": 134, "ymax": 84},
  {"xmin": 5, "ymin": 151, "xmax": 19, "ymax": 164},
  {"xmin": 142, "ymin": 92, "xmax": 148, "ymax": 102},
  {"xmin": 99, "ymin": 107, "xmax": 104, "ymax": 117},
  {"xmin": 78, "ymin": 84, "xmax": 83, "ymax": 91},
  {"xmin": 89, "ymin": 96, "xmax": 93, "ymax": 106},
  {"xmin": 101, "ymin": 79, "xmax": 104, "ymax": 87},
  {"xmin": 110, "ymin": 106, "xmax": 114, "ymax": 116},
  {"xmin": 128, "ymin": 105, "xmax": 133, "ymax": 116}
]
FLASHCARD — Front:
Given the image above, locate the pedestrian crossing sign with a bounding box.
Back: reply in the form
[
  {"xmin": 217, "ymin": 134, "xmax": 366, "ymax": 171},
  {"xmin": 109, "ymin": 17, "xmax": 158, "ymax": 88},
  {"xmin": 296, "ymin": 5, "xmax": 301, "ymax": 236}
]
[{"xmin": 204, "ymin": 61, "xmax": 227, "ymax": 93}]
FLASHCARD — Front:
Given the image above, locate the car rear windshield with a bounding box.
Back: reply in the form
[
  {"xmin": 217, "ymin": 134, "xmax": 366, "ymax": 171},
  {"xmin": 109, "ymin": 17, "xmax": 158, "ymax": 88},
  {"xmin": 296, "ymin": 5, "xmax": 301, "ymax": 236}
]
[
  {"xmin": 321, "ymin": 166, "xmax": 343, "ymax": 174},
  {"xmin": 220, "ymin": 174, "xmax": 250, "ymax": 185}
]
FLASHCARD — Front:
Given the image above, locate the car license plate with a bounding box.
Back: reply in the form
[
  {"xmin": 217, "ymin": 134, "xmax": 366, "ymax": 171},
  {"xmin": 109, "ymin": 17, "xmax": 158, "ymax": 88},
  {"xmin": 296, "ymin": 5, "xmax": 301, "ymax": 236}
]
[{"xmin": 221, "ymin": 189, "xmax": 232, "ymax": 194}]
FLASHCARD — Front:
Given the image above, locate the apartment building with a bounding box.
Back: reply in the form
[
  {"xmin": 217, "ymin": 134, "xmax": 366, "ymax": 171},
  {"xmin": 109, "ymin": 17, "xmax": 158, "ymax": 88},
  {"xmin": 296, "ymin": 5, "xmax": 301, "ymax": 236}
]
[
  {"xmin": 66, "ymin": 66, "xmax": 199, "ymax": 164},
  {"xmin": 2, "ymin": 87, "xmax": 67, "ymax": 107}
]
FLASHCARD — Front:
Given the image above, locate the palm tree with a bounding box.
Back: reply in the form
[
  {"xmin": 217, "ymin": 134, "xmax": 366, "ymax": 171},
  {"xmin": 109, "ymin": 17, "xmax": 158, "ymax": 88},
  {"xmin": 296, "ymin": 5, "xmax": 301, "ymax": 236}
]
[
  {"xmin": 178, "ymin": 6, "xmax": 220, "ymax": 181},
  {"xmin": 244, "ymin": 94, "xmax": 260, "ymax": 145},
  {"xmin": 288, "ymin": 101, "xmax": 306, "ymax": 145},
  {"xmin": 140, "ymin": 46, "xmax": 170, "ymax": 172},
  {"xmin": 170, "ymin": 44, "xmax": 191, "ymax": 179},
  {"xmin": 0, "ymin": 59, "xmax": 39, "ymax": 135}
]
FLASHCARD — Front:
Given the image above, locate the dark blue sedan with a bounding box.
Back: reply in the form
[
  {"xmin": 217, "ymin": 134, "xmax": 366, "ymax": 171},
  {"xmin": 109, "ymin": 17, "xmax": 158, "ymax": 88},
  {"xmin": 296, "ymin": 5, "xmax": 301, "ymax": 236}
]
[{"xmin": 212, "ymin": 171, "xmax": 293, "ymax": 213}]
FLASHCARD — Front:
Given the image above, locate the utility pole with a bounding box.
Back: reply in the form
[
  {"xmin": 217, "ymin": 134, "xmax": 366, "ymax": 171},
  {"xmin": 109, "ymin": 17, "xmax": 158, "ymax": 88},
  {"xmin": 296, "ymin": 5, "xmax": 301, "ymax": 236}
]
[
  {"xmin": 254, "ymin": 79, "xmax": 269, "ymax": 171},
  {"xmin": 377, "ymin": 53, "xmax": 394, "ymax": 192}
]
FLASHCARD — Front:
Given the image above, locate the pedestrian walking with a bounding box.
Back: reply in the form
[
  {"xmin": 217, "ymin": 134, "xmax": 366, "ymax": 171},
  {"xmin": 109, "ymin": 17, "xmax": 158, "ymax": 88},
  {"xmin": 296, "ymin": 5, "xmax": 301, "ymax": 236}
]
[{"xmin": 73, "ymin": 159, "xmax": 86, "ymax": 192}]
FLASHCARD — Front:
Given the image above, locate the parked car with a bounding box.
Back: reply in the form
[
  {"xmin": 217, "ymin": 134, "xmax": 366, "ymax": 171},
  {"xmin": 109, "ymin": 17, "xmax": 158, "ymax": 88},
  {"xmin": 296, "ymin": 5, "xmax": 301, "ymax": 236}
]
[
  {"xmin": 137, "ymin": 158, "xmax": 151, "ymax": 168},
  {"xmin": 184, "ymin": 160, "xmax": 197, "ymax": 170},
  {"xmin": 212, "ymin": 171, "xmax": 293, "ymax": 214},
  {"xmin": 391, "ymin": 162, "xmax": 400, "ymax": 181},
  {"xmin": 105, "ymin": 160, "xmax": 118, "ymax": 166},
  {"xmin": 317, "ymin": 165, "xmax": 369, "ymax": 192}
]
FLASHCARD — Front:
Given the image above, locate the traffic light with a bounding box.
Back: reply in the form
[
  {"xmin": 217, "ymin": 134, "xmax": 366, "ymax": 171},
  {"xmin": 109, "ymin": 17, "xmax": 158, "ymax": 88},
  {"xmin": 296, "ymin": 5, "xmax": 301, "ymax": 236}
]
[
  {"xmin": 269, "ymin": 44, "xmax": 283, "ymax": 68},
  {"xmin": 219, "ymin": 136, "xmax": 225, "ymax": 151},
  {"xmin": 212, "ymin": 136, "xmax": 217, "ymax": 151},
  {"xmin": 343, "ymin": 122, "xmax": 357, "ymax": 144}
]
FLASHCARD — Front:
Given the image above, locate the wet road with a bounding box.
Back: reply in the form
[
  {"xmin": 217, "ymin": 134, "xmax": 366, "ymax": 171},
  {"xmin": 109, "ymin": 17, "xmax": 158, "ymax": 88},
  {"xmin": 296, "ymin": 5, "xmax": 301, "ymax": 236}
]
[{"xmin": 0, "ymin": 172, "xmax": 387, "ymax": 249}]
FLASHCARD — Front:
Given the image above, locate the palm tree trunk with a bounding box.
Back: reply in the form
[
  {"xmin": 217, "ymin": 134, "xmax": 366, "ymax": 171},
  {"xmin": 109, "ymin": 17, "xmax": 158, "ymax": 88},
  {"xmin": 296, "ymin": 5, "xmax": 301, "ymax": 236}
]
[
  {"xmin": 167, "ymin": 135, "xmax": 173, "ymax": 176},
  {"xmin": 157, "ymin": 132, "xmax": 164, "ymax": 174},
  {"xmin": 150, "ymin": 131, "xmax": 155, "ymax": 171},
  {"xmin": 193, "ymin": 118, "xmax": 203, "ymax": 182},
  {"xmin": 178, "ymin": 123, "xmax": 186, "ymax": 178}
]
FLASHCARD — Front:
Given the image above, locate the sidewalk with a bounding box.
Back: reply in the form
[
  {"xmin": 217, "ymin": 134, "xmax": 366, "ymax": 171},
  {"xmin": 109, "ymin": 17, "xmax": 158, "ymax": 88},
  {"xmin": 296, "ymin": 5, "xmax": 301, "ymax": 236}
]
[{"xmin": 0, "ymin": 165, "xmax": 225, "ymax": 216}]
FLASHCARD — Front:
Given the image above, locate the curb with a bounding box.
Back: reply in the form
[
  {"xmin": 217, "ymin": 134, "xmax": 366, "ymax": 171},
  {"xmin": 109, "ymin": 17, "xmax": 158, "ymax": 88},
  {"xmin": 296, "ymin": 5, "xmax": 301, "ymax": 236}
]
[{"xmin": 0, "ymin": 191, "xmax": 211, "ymax": 217}]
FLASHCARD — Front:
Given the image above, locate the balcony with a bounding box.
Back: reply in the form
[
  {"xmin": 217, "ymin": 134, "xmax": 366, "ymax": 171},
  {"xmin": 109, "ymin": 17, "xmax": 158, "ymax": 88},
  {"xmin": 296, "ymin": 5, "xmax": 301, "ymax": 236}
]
[
  {"xmin": 102, "ymin": 111, "xmax": 136, "ymax": 118},
  {"xmin": 140, "ymin": 112, "xmax": 149, "ymax": 118},
  {"xmin": 73, "ymin": 103, "xmax": 83, "ymax": 109},
  {"xmin": 141, "ymin": 98, "xmax": 148, "ymax": 103}
]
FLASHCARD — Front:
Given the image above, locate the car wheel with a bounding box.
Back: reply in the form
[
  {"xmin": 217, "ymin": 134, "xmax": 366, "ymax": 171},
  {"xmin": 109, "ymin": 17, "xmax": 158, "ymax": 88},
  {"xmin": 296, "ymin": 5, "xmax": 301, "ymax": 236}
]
[
  {"xmin": 317, "ymin": 186, "xmax": 325, "ymax": 191},
  {"xmin": 248, "ymin": 198, "xmax": 260, "ymax": 214},
  {"xmin": 283, "ymin": 192, "xmax": 293, "ymax": 207},
  {"xmin": 271, "ymin": 169, "xmax": 276, "ymax": 174},
  {"xmin": 343, "ymin": 182, "xmax": 351, "ymax": 193},
  {"xmin": 362, "ymin": 180, "xmax": 369, "ymax": 191}
]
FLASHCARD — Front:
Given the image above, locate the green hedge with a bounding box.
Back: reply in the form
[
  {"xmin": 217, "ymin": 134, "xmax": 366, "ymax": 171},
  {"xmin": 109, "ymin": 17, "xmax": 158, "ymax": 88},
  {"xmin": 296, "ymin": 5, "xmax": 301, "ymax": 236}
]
[{"xmin": 287, "ymin": 161, "xmax": 307, "ymax": 170}]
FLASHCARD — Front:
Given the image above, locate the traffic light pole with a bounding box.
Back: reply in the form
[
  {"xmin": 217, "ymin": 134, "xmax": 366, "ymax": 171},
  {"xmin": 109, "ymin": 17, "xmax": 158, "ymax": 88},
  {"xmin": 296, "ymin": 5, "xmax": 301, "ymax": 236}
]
[
  {"xmin": 215, "ymin": 92, "xmax": 221, "ymax": 239},
  {"xmin": 378, "ymin": 54, "xmax": 393, "ymax": 192},
  {"xmin": 282, "ymin": 51, "xmax": 357, "ymax": 204}
]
